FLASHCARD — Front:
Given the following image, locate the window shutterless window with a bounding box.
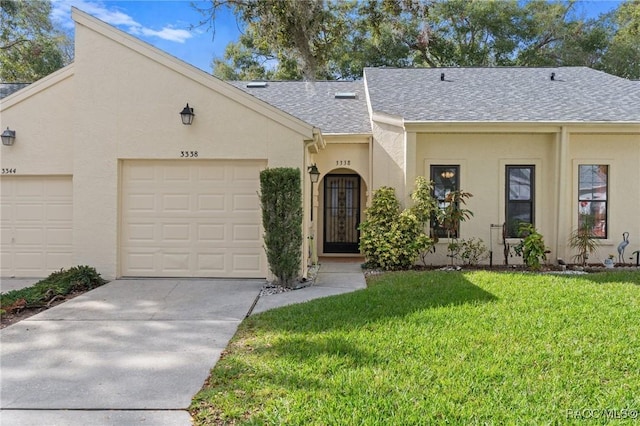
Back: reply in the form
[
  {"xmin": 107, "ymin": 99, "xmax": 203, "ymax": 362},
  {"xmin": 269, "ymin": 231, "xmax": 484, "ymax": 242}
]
[
  {"xmin": 505, "ymin": 165, "xmax": 535, "ymax": 238},
  {"xmin": 430, "ymin": 165, "xmax": 460, "ymax": 238},
  {"xmin": 578, "ymin": 165, "xmax": 608, "ymax": 238}
]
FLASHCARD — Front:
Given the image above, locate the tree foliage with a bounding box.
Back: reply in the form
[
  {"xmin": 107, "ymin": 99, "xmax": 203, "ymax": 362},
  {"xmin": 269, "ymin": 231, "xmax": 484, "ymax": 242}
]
[
  {"xmin": 0, "ymin": 0, "xmax": 72, "ymax": 82},
  {"xmin": 196, "ymin": 0, "xmax": 640, "ymax": 81}
]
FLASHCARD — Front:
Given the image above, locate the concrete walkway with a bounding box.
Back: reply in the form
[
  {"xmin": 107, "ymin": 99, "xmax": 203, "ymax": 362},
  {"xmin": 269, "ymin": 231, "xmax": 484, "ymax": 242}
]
[
  {"xmin": 0, "ymin": 260, "xmax": 366, "ymax": 425},
  {"xmin": 251, "ymin": 258, "xmax": 367, "ymax": 315}
]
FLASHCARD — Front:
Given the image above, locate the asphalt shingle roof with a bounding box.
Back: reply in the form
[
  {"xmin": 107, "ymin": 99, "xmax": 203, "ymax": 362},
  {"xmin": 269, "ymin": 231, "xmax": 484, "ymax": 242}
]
[
  {"xmin": 364, "ymin": 67, "xmax": 640, "ymax": 122},
  {"xmin": 229, "ymin": 80, "xmax": 371, "ymax": 134}
]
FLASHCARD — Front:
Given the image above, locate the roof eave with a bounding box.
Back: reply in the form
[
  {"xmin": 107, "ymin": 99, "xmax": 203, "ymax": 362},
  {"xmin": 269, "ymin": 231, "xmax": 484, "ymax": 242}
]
[{"xmin": 403, "ymin": 120, "xmax": 640, "ymax": 133}]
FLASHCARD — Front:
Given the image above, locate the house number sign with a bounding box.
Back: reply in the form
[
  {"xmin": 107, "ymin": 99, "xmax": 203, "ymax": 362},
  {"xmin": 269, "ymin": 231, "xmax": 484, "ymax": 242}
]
[
  {"xmin": 336, "ymin": 160, "xmax": 351, "ymax": 166},
  {"xmin": 2, "ymin": 168, "xmax": 17, "ymax": 174},
  {"xmin": 180, "ymin": 151, "xmax": 198, "ymax": 158}
]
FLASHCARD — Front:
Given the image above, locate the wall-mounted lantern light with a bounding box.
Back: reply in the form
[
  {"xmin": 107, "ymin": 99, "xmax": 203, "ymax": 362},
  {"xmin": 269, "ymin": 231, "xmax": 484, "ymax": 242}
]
[
  {"xmin": 308, "ymin": 164, "xmax": 320, "ymax": 221},
  {"xmin": 1, "ymin": 127, "xmax": 16, "ymax": 146},
  {"xmin": 308, "ymin": 163, "xmax": 320, "ymax": 183},
  {"xmin": 179, "ymin": 103, "xmax": 195, "ymax": 125},
  {"xmin": 440, "ymin": 169, "xmax": 455, "ymax": 179}
]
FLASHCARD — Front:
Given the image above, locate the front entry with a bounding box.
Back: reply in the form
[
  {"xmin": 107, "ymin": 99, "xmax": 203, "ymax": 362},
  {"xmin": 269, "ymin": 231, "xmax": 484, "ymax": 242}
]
[{"xmin": 323, "ymin": 175, "xmax": 361, "ymax": 253}]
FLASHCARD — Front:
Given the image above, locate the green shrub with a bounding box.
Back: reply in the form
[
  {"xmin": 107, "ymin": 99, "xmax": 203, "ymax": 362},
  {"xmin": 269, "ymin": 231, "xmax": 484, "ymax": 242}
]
[
  {"xmin": 568, "ymin": 215, "xmax": 599, "ymax": 266},
  {"xmin": 359, "ymin": 187, "xmax": 432, "ymax": 270},
  {"xmin": 1, "ymin": 265, "xmax": 107, "ymax": 313},
  {"xmin": 448, "ymin": 237, "xmax": 489, "ymax": 265},
  {"xmin": 259, "ymin": 168, "xmax": 302, "ymax": 287},
  {"xmin": 513, "ymin": 223, "xmax": 549, "ymax": 270}
]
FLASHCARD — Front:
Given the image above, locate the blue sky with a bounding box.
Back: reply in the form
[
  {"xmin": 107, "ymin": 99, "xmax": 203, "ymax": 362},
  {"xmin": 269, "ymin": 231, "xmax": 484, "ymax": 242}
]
[{"xmin": 51, "ymin": 0, "xmax": 623, "ymax": 74}]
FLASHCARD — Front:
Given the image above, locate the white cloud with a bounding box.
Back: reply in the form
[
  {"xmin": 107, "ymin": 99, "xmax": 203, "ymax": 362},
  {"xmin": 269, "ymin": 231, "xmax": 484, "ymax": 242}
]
[{"xmin": 51, "ymin": 0, "xmax": 193, "ymax": 43}]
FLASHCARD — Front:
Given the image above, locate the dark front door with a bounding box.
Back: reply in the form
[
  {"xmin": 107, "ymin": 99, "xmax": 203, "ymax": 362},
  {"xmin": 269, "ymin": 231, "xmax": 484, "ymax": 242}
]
[{"xmin": 324, "ymin": 175, "xmax": 360, "ymax": 253}]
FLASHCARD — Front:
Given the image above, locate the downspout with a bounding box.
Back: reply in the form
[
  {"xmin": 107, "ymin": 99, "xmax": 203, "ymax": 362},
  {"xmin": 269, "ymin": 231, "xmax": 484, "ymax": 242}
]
[
  {"xmin": 555, "ymin": 126, "xmax": 569, "ymax": 260},
  {"xmin": 368, "ymin": 135, "xmax": 374, "ymax": 204}
]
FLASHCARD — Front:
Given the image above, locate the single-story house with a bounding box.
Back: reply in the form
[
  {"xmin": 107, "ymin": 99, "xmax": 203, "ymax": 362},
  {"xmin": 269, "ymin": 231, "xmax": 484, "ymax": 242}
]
[{"xmin": 1, "ymin": 8, "xmax": 639, "ymax": 280}]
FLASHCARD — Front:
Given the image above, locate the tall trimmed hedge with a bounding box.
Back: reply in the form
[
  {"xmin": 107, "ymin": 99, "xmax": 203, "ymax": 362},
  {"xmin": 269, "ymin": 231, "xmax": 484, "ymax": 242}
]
[{"xmin": 260, "ymin": 167, "xmax": 302, "ymax": 287}]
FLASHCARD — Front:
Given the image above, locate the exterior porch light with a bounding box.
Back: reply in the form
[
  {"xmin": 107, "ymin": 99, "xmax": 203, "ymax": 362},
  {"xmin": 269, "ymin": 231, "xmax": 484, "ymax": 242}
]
[
  {"xmin": 308, "ymin": 164, "xmax": 320, "ymax": 221},
  {"xmin": 308, "ymin": 163, "xmax": 320, "ymax": 183},
  {"xmin": 180, "ymin": 103, "xmax": 195, "ymax": 125},
  {"xmin": 1, "ymin": 127, "xmax": 16, "ymax": 146}
]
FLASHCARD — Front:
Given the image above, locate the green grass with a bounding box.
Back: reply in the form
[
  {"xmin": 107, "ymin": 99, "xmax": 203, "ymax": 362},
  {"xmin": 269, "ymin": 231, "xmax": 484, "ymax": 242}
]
[{"xmin": 191, "ymin": 270, "xmax": 640, "ymax": 425}]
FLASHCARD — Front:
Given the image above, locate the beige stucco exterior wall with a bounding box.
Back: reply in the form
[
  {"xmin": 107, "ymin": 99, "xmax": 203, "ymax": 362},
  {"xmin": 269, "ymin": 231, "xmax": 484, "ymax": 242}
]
[
  {"xmin": 398, "ymin": 125, "xmax": 639, "ymax": 266},
  {"xmin": 414, "ymin": 130, "xmax": 556, "ymax": 265},
  {"xmin": 67, "ymin": 11, "xmax": 313, "ymax": 279},
  {"xmin": 371, "ymin": 119, "xmax": 405, "ymax": 194},
  {"xmin": 0, "ymin": 67, "xmax": 75, "ymax": 174}
]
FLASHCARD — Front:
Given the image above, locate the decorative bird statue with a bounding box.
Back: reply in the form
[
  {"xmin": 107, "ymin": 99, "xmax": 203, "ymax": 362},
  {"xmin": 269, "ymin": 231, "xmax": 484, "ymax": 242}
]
[{"xmin": 617, "ymin": 232, "xmax": 630, "ymax": 264}]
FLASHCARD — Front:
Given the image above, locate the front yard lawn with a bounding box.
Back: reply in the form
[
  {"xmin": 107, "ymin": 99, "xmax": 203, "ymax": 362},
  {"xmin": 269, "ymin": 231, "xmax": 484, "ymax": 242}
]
[{"xmin": 191, "ymin": 270, "xmax": 640, "ymax": 425}]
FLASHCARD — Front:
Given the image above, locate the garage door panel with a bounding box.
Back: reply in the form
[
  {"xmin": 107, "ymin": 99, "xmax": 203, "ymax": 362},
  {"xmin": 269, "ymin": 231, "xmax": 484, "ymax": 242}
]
[
  {"xmin": 127, "ymin": 223, "xmax": 155, "ymax": 241},
  {"xmin": 162, "ymin": 223, "xmax": 190, "ymax": 241},
  {"xmin": 47, "ymin": 227, "xmax": 73, "ymax": 244},
  {"xmin": 121, "ymin": 160, "xmax": 266, "ymax": 278},
  {"xmin": 125, "ymin": 194, "xmax": 155, "ymax": 212},
  {"xmin": 197, "ymin": 224, "xmax": 225, "ymax": 242},
  {"xmin": 232, "ymin": 252, "xmax": 263, "ymax": 273},
  {"xmin": 232, "ymin": 224, "xmax": 260, "ymax": 242},
  {"xmin": 197, "ymin": 194, "xmax": 225, "ymax": 212},
  {"xmin": 1, "ymin": 176, "xmax": 73, "ymax": 277},
  {"xmin": 14, "ymin": 227, "xmax": 44, "ymax": 245},
  {"xmin": 232, "ymin": 194, "xmax": 260, "ymax": 212},
  {"xmin": 46, "ymin": 203, "xmax": 73, "ymax": 221},
  {"xmin": 15, "ymin": 203, "xmax": 44, "ymax": 221},
  {"xmin": 162, "ymin": 194, "xmax": 190, "ymax": 211}
]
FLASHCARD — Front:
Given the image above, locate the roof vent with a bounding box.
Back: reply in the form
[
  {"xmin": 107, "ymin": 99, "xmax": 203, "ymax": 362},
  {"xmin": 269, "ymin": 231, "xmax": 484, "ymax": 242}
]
[
  {"xmin": 335, "ymin": 92, "xmax": 357, "ymax": 99},
  {"xmin": 550, "ymin": 72, "xmax": 555, "ymax": 81},
  {"xmin": 246, "ymin": 81, "xmax": 268, "ymax": 88},
  {"xmin": 440, "ymin": 72, "xmax": 445, "ymax": 81}
]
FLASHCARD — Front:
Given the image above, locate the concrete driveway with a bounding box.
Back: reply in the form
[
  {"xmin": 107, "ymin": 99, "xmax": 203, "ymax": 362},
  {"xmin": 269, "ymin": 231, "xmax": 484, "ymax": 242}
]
[{"xmin": 0, "ymin": 278, "xmax": 263, "ymax": 425}]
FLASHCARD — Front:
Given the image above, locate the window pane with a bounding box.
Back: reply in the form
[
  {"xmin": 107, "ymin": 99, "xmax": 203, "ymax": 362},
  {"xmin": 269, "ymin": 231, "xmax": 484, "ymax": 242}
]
[
  {"xmin": 430, "ymin": 165, "xmax": 460, "ymax": 238},
  {"xmin": 507, "ymin": 202, "xmax": 532, "ymax": 237},
  {"xmin": 509, "ymin": 168, "xmax": 531, "ymax": 200},
  {"xmin": 579, "ymin": 165, "xmax": 607, "ymax": 201},
  {"xmin": 578, "ymin": 165, "xmax": 608, "ymax": 238},
  {"xmin": 505, "ymin": 166, "xmax": 534, "ymax": 238}
]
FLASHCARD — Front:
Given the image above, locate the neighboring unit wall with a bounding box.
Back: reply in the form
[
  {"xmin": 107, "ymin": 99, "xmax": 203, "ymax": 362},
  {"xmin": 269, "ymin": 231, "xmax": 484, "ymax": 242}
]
[
  {"xmin": 564, "ymin": 130, "xmax": 640, "ymax": 262},
  {"xmin": 0, "ymin": 66, "xmax": 75, "ymax": 175},
  {"xmin": 0, "ymin": 67, "xmax": 76, "ymax": 277}
]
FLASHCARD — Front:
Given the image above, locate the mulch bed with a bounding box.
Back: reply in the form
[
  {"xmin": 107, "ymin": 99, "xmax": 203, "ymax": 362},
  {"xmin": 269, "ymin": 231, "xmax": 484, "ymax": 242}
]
[{"xmin": 0, "ymin": 291, "xmax": 86, "ymax": 330}]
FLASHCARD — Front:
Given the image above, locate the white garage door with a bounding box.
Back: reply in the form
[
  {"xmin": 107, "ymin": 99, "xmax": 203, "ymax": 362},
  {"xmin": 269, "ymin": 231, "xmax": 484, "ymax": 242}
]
[
  {"xmin": 1, "ymin": 176, "xmax": 73, "ymax": 277},
  {"xmin": 120, "ymin": 160, "xmax": 266, "ymax": 278}
]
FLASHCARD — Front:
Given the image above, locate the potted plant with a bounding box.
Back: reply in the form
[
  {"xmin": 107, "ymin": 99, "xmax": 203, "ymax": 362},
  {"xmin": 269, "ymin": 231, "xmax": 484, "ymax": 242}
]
[{"xmin": 604, "ymin": 254, "xmax": 615, "ymax": 268}]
